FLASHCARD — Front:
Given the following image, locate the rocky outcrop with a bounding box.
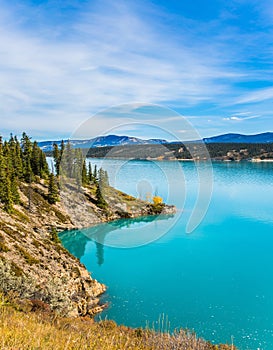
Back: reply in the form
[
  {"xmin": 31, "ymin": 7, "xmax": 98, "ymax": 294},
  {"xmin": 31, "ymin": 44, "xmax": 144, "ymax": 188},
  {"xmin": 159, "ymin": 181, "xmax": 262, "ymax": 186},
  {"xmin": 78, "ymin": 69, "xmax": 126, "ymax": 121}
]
[
  {"xmin": 0, "ymin": 182, "xmax": 106, "ymax": 317},
  {"xmin": 0, "ymin": 180, "xmax": 175, "ymax": 318}
]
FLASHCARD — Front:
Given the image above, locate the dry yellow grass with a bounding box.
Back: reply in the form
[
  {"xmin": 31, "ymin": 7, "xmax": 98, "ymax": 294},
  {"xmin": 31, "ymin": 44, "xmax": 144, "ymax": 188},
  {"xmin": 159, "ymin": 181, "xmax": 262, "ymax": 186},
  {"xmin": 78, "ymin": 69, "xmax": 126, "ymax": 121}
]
[
  {"xmin": 0, "ymin": 302, "xmax": 235, "ymax": 350},
  {"xmin": 0, "ymin": 305, "xmax": 148, "ymax": 350}
]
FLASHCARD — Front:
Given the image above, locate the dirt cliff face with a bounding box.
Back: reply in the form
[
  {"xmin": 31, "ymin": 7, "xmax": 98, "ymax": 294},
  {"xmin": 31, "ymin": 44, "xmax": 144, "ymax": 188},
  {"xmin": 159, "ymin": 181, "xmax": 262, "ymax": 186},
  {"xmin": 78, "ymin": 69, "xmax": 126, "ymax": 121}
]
[
  {"xmin": 0, "ymin": 180, "xmax": 175, "ymax": 317},
  {"xmin": 0, "ymin": 181, "xmax": 106, "ymax": 317}
]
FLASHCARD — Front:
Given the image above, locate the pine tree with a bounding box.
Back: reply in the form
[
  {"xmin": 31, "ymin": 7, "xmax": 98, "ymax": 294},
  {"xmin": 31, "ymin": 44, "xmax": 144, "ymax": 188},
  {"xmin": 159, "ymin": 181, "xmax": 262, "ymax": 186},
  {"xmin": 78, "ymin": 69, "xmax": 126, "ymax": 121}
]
[
  {"xmin": 8, "ymin": 134, "xmax": 16, "ymax": 170},
  {"xmin": 53, "ymin": 143, "xmax": 60, "ymax": 175},
  {"xmin": 98, "ymin": 168, "xmax": 109, "ymax": 188},
  {"xmin": 0, "ymin": 151, "xmax": 13, "ymax": 213},
  {"xmin": 10, "ymin": 171, "xmax": 20, "ymax": 204},
  {"xmin": 2, "ymin": 172, "xmax": 13, "ymax": 213},
  {"xmin": 60, "ymin": 140, "xmax": 65, "ymax": 158},
  {"xmin": 48, "ymin": 173, "xmax": 59, "ymax": 204},
  {"xmin": 60, "ymin": 141, "xmax": 74, "ymax": 178},
  {"xmin": 39, "ymin": 149, "xmax": 49, "ymax": 179},
  {"xmin": 88, "ymin": 162, "xmax": 93, "ymax": 184},
  {"xmin": 93, "ymin": 164, "xmax": 97, "ymax": 181},
  {"xmin": 82, "ymin": 160, "xmax": 88, "ymax": 186},
  {"xmin": 96, "ymin": 170, "xmax": 108, "ymax": 209},
  {"xmin": 31, "ymin": 141, "xmax": 41, "ymax": 177},
  {"xmin": 14, "ymin": 136, "xmax": 23, "ymax": 179},
  {"xmin": 21, "ymin": 132, "xmax": 33, "ymax": 183},
  {"xmin": 73, "ymin": 148, "xmax": 83, "ymax": 187}
]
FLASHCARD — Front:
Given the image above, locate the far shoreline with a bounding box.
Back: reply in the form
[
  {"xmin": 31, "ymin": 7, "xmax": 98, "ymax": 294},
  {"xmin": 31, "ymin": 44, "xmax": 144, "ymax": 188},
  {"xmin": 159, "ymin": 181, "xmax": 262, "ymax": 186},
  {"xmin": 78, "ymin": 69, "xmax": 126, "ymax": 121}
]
[{"xmin": 84, "ymin": 156, "xmax": 273, "ymax": 163}]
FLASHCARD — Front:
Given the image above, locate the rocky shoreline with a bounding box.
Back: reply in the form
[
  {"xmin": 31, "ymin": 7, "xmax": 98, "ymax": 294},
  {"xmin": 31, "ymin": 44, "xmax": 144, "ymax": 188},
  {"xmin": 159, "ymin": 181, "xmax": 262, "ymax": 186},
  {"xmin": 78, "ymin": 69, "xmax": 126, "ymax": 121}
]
[{"xmin": 0, "ymin": 179, "xmax": 175, "ymax": 318}]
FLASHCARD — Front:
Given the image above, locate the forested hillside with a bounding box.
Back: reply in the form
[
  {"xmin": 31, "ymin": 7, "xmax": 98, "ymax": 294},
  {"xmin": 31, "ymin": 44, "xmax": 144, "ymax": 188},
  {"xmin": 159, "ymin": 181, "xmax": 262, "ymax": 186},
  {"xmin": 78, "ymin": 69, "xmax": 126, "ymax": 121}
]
[{"xmin": 82, "ymin": 142, "xmax": 273, "ymax": 161}]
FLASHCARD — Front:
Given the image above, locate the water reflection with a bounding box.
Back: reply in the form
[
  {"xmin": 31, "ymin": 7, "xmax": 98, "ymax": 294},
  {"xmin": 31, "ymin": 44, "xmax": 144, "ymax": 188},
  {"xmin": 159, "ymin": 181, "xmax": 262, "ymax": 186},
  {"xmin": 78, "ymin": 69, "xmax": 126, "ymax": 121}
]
[{"xmin": 59, "ymin": 214, "xmax": 175, "ymax": 265}]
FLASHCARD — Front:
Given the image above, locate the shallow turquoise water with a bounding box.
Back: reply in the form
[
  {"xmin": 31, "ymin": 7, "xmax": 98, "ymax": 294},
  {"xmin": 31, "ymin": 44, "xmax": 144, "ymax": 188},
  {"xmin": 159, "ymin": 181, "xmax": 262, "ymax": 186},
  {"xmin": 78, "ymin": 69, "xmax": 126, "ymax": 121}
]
[{"xmin": 60, "ymin": 160, "xmax": 273, "ymax": 350}]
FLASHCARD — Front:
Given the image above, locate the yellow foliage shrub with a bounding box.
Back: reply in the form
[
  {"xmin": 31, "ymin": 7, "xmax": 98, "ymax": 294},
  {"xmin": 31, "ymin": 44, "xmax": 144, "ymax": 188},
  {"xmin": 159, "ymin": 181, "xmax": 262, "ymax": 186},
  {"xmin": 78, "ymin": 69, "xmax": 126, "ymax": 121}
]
[{"xmin": 152, "ymin": 196, "xmax": 163, "ymax": 205}]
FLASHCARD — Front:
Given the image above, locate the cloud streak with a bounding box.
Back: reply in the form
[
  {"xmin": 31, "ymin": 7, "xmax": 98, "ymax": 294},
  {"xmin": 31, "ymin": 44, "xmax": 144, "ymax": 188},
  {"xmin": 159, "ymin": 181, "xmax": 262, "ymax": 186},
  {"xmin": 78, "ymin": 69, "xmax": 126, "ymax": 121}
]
[
  {"xmin": 0, "ymin": 0, "xmax": 272, "ymax": 139},
  {"xmin": 223, "ymin": 114, "xmax": 261, "ymax": 121}
]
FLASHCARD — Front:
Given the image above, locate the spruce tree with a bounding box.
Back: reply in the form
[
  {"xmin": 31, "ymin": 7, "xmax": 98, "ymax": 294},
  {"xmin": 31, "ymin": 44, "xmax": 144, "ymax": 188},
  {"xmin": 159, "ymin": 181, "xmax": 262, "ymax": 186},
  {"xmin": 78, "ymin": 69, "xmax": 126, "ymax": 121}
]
[
  {"xmin": 39, "ymin": 149, "xmax": 49, "ymax": 178},
  {"xmin": 96, "ymin": 183, "xmax": 107, "ymax": 209},
  {"xmin": 0, "ymin": 152, "xmax": 13, "ymax": 213},
  {"xmin": 82, "ymin": 160, "xmax": 88, "ymax": 186},
  {"xmin": 2, "ymin": 172, "xmax": 13, "ymax": 213},
  {"xmin": 31, "ymin": 141, "xmax": 41, "ymax": 177},
  {"xmin": 96, "ymin": 169, "xmax": 108, "ymax": 209},
  {"xmin": 60, "ymin": 141, "xmax": 74, "ymax": 178},
  {"xmin": 48, "ymin": 173, "xmax": 59, "ymax": 204},
  {"xmin": 88, "ymin": 162, "xmax": 93, "ymax": 184},
  {"xmin": 21, "ymin": 132, "xmax": 33, "ymax": 183},
  {"xmin": 93, "ymin": 164, "xmax": 97, "ymax": 181},
  {"xmin": 72, "ymin": 148, "xmax": 83, "ymax": 187},
  {"xmin": 10, "ymin": 171, "xmax": 20, "ymax": 204},
  {"xmin": 60, "ymin": 140, "xmax": 65, "ymax": 158},
  {"xmin": 14, "ymin": 136, "xmax": 23, "ymax": 179},
  {"xmin": 53, "ymin": 143, "xmax": 60, "ymax": 175}
]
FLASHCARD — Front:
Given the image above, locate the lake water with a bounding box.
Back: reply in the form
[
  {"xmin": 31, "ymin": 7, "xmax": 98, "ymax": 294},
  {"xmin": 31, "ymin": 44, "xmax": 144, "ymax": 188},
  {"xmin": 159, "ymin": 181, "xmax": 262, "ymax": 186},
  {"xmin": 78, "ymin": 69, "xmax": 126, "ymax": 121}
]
[{"xmin": 59, "ymin": 159, "xmax": 273, "ymax": 350}]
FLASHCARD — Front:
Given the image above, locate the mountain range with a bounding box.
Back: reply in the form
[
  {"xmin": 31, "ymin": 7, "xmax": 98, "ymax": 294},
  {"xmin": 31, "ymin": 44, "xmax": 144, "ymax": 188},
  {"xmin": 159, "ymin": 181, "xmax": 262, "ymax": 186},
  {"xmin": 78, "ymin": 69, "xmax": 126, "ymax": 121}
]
[{"xmin": 38, "ymin": 132, "xmax": 273, "ymax": 152}]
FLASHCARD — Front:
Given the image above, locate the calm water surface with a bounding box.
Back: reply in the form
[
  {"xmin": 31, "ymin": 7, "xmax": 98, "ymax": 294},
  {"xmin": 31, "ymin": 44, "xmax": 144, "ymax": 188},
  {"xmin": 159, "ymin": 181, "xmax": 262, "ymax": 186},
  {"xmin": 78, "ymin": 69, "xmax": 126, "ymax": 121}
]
[{"xmin": 60, "ymin": 160, "xmax": 273, "ymax": 350}]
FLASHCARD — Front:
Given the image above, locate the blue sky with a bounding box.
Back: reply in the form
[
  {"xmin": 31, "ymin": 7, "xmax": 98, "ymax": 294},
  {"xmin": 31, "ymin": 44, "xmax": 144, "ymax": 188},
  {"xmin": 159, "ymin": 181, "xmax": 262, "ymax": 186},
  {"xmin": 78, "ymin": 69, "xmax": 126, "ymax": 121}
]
[{"xmin": 0, "ymin": 0, "xmax": 273, "ymax": 140}]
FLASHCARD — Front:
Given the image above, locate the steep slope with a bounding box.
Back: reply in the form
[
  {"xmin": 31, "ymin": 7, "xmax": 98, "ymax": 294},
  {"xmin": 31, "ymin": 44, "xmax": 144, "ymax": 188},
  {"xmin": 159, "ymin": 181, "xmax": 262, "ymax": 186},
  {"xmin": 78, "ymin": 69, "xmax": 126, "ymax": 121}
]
[
  {"xmin": 0, "ymin": 179, "xmax": 175, "ymax": 317},
  {"xmin": 0, "ymin": 181, "xmax": 106, "ymax": 317}
]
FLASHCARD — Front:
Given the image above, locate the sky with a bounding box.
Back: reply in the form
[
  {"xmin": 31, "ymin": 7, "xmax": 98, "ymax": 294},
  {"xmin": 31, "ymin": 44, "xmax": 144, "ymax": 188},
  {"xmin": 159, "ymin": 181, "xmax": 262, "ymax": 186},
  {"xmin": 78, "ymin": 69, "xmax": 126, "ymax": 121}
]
[{"xmin": 0, "ymin": 0, "xmax": 273, "ymax": 140}]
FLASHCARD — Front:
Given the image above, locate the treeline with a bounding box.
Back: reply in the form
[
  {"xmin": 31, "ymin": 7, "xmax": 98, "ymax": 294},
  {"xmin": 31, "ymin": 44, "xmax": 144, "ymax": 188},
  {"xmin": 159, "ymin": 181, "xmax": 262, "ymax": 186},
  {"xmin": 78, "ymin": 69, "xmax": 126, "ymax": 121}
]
[
  {"xmin": 83, "ymin": 142, "xmax": 273, "ymax": 160},
  {"xmin": 0, "ymin": 133, "xmax": 49, "ymax": 213},
  {"xmin": 52, "ymin": 140, "xmax": 109, "ymax": 209},
  {"xmin": 0, "ymin": 134, "xmax": 110, "ymax": 214},
  {"xmin": 168, "ymin": 142, "xmax": 273, "ymax": 160}
]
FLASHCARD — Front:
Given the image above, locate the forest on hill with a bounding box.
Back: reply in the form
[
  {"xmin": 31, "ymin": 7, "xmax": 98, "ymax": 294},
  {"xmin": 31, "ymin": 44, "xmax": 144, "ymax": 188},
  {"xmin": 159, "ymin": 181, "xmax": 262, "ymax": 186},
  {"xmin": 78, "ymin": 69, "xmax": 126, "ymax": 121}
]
[
  {"xmin": 80, "ymin": 142, "xmax": 273, "ymax": 161},
  {"xmin": 0, "ymin": 133, "xmax": 109, "ymax": 214}
]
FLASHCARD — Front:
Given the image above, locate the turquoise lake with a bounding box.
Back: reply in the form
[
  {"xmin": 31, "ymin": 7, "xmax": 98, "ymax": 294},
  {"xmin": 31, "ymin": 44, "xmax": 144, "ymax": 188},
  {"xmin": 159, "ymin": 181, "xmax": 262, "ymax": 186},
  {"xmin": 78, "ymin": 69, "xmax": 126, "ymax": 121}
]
[{"xmin": 59, "ymin": 159, "xmax": 273, "ymax": 350}]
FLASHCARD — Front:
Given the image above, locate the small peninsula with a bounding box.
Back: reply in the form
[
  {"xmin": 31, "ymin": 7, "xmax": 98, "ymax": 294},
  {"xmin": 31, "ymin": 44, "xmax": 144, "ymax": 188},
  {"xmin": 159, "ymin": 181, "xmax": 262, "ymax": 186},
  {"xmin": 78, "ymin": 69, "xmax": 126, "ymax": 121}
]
[{"xmin": 0, "ymin": 133, "xmax": 235, "ymax": 350}]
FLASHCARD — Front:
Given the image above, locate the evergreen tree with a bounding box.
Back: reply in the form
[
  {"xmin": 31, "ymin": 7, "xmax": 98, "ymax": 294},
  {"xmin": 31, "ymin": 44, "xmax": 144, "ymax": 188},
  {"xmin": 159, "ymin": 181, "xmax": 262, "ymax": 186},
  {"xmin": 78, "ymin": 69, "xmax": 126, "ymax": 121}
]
[
  {"xmin": 96, "ymin": 170, "xmax": 108, "ymax": 209},
  {"xmin": 60, "ymin": 140, "xmax": 65, "ymax": 158},
  {"xmin": 82, "ymin": 160, "xmax": 88, "ymax": 186},
  {"xmin": 96, "ymin": 183, "xmax": 107, "ymax": 209},
  {"xmin": 39, "ymin": 149, "xmax": 49, "ymax": 178},
  {"xmin": 98, "ymin": 168, "xmax": 109, "ymax": 188},
  {"xmin": 8, "ymin": 134, "xmax": 16, "ymax": 170},
  {"xmin": 21, "ymin": 132, "xmax": 33, "ymax": 183},
  {"xmin": 72, "ymin": 148, "xmax": 83, "ymax": 187},
  {"xmin": 14, "ymin": 136, "xmax": 23, "ymax": 179},
  {"xmin": 60, "ymin": 140, "xmax": 74, "ymax": 178},
  {"xmin": 93, "ymin": 164, "xmax": 97, "ymax": 181},
  {"xmin": 48, "ymin": 173, "xmax": 59, "ymax": 204},
  {"xmin": 88, "ymin": 162, "xmax": 93, "ymax": 183},
  {"xmin": 2, "ymin": 171, "xmax": 13, "ymax": 213},
  {"xmin": 31, "ymin": 141, "xmax": 41, "ymax": 177},
  {"xmin": 10, "ymin": 171, "xmax": 20, "ymax": 204},
  {"xmin": 0, "ymin": 151, "xmax": 13, "ymax": 213},
  {"xmin": 53, "ymin": 143, "xmax": 60, "ymax": 175}
]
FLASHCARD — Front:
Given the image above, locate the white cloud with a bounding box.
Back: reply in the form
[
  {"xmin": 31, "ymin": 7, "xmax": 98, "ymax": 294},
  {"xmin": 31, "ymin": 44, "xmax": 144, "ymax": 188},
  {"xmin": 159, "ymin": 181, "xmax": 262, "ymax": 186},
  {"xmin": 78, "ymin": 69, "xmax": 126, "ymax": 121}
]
[
  {"xmin": 0, "ymin": 0, "xmax": 272, "ymax": 138},
  {"xmin": 223, "ymin": 114, "xmax": 260, "ymax": 121},
  {"xmin": 236, "ymin": 87, "xmax": 273, "ymax": 104}
]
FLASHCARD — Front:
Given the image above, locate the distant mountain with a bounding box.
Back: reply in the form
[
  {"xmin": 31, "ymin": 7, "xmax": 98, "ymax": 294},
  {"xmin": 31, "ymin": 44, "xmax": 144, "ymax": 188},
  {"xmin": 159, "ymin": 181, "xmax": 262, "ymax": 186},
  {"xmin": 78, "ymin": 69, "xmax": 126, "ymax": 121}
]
[
  {"xmin": 39, "ymin": 132, "xmax": 273, "ymax": 152},
  {"xmin": 203, "ymin": 132, "xmax": 273, "ymax": 144},
  {"xmin": 38, "ymin": 135, "xmax": 168, "ymax": 152}
]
